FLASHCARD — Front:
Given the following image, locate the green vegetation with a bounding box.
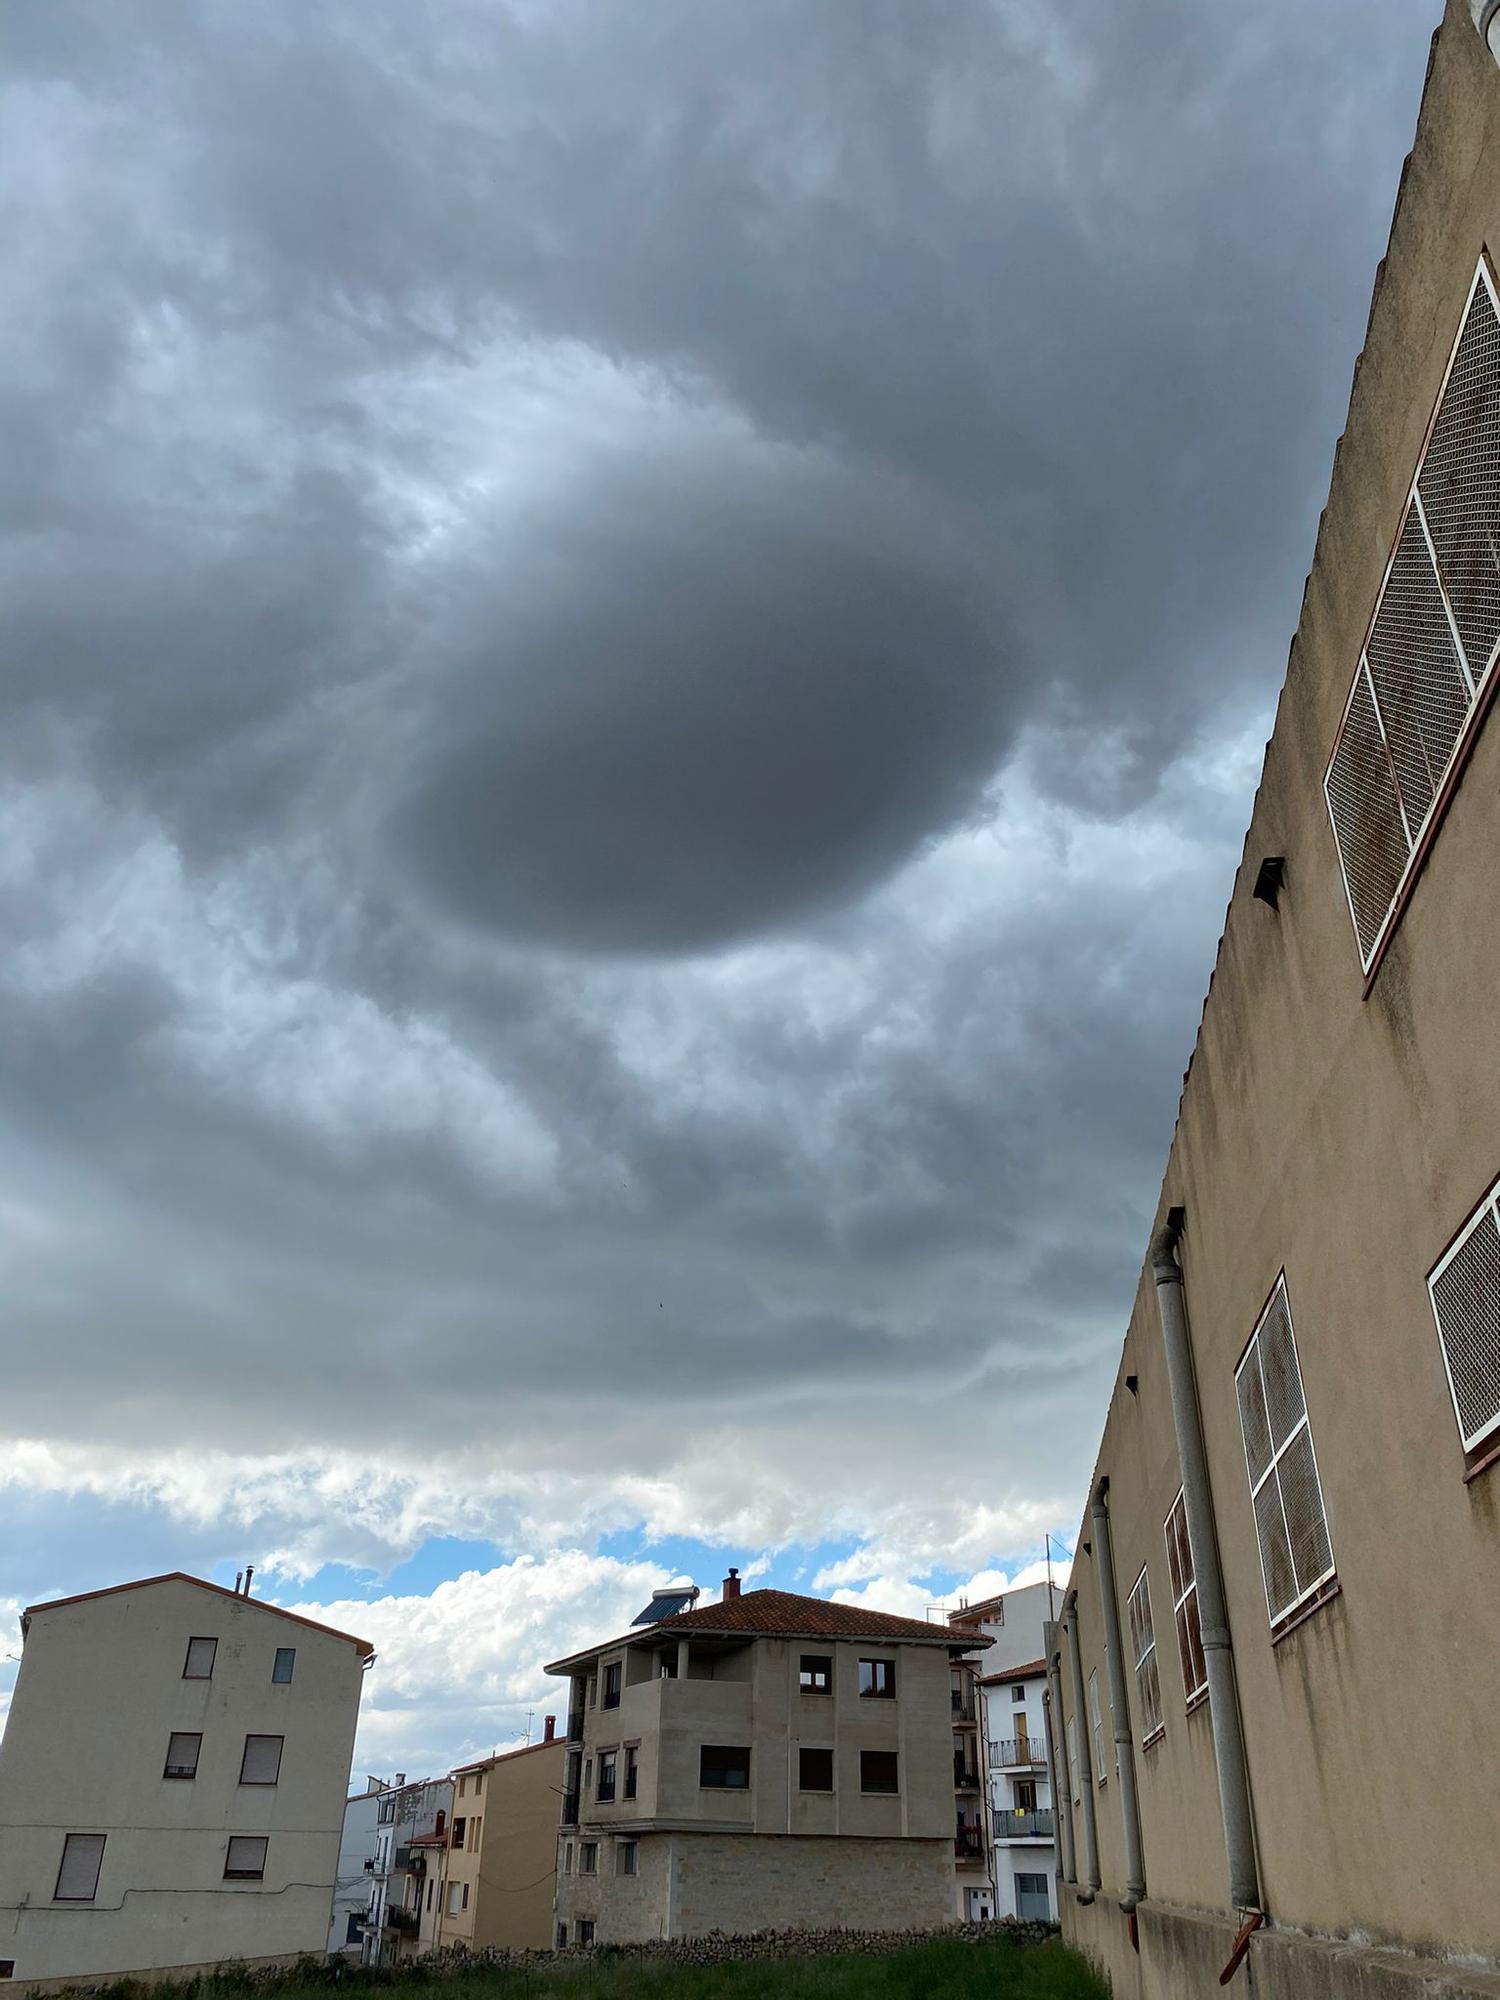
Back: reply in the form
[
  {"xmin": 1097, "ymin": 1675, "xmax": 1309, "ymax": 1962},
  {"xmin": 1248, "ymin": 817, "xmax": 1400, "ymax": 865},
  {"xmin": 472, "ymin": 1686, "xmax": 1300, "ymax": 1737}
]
[{"xmin": 71, "ymin": 1936, "xmax": 1107, "ymax": 2000}]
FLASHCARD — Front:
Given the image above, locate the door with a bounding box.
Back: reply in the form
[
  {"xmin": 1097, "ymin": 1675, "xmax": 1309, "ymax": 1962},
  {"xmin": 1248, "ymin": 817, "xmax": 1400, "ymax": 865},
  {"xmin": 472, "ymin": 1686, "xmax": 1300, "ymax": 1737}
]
[
  {"xmin": 966, "ymin": 1888, "xmax": 994, "ymax": 1921},
  {"xmin": 1015, "ymin": 1872, "xmax": 1051, "ymax": 1921}
]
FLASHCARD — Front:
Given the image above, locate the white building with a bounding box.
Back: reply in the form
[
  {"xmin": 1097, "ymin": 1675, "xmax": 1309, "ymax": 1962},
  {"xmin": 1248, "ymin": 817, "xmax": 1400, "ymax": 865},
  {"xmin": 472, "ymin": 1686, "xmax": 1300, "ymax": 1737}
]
[
  {"xmin": 366, "ymin": 1776, "xmax": 452, "ymax": 1963},
  {"xmin": 946, "ymin": 1579, "xmax": 1061, "ymax": 1922},
  {"xmin": 328, "ymin": 1777, "xmax": 390, "ymax": 1958},
  {"xmin": 0, "ymin": 1571, "xmax": 373, "ymax": 1987},
  {"xmin": 978, "ymin": 1657, "xmax": 1055, "ymax": 1922}
]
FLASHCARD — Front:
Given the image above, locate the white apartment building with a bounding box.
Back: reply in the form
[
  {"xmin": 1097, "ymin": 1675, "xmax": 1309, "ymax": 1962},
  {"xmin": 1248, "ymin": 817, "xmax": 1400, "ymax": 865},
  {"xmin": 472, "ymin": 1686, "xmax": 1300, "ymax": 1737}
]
[
  {"xmin": 367, "ymin": 1776, "xmax": 453, "ymax": 1963},
  {"xmin": 328, "ymin": 1777, "xmax": 390, "ymax": 1957},
  {"xmin": 979, "ymin": 1658, "xmax": 1055, "ymax": 1922},
  {"xmin": 946, "ymin": 1578, "xmax": 1060, "ymax": 1922},
  {"xmin": 0, "ymin": 1571, "xmax": 373, "ymax": 1987}
]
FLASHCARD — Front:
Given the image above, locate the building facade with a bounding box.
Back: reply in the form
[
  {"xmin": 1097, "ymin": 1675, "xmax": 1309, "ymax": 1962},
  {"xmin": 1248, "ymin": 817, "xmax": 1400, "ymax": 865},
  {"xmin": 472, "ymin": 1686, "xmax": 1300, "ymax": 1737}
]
[
  {"xmin": 1054, "ymin": 9, "xmax": 1500, "ymax": 1995},
  {"xmin": 437, "ymin": 1725, "xmax": 566, "ymax": 1952},
  {"xmin": 0, "ymin": 1572, "xmax": 372, "ymax": 1987},
  {"xmin": 545, "ymin": 1573, "xmax": 987, "ymax": 1944},
  {"xmin": 367, "ymin": 1777, "xmax": 453, "ymax": 1963},
  {"xmin": 945, "ymin": 1582, "xmax": 1057, "ymax": 1921},
  {"xmin": 978, "ymin": 1660, "xmax": 1054, "ymax": 1923},
  {"xmin": 328, "ymin": 1777, "xmax": 390, "ymax": 1957}
]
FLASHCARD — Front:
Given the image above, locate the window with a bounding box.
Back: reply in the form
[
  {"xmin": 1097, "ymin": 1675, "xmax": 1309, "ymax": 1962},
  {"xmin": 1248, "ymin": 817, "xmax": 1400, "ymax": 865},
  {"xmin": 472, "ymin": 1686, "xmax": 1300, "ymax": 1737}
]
[
  {"xmin": 1012, "ymin": 1685, "xmax": 1025, "ymax": 1704},
  {"xmin": 183, "ymin": 1636, "xmax": 217, "ymax": 1679},
  {"xmin": 469, "ymin": 1816, "xmax": 482, "ymax": 1853},
  {"xmin": 555, "ymin": 1924, "xmax": 568, "ymax": 1948},
  {"xmin": 1127, "ymin": 1569, "xmax": 1164, "ymax": 1746},
  {"xmin": 1066, "ymin": 1715, "xmax": 1080, "ymax": 1804},
  {"xmin": 446, "ymin": 1882, "xmax": 461, "ymax": 1917},
  {"xmin": 462, "ymin": 1883, "xmax": 469, "ymax": 1911},
  {"xmin": 579, "ymin": 1842, "xmax": 598, "ymax": 1876},
  {"xmin": 578, "ymin": 1920, "xmax": 595, "ymax": 1946},
  {"xmin": 859, "ymin": 1750, "xmax": 899, "ymax": 1795},
  {"xmin": 54, "ymin": 1835, "xmax": 105, "ymax": 1903},
  {"xmin": 473, "ymin": 1770, "xmax": 483, "ymax": 1796},
  {"xmin": 163, "ymin": 1732, "xmax": 202, "ymax": 1780},
  {"xmin": 1429, "ymin": 1169, "xmax": 1500, "ymax": 1453},
  {"xmin": 1236, "ymin": 1275, "xmax": 1337, "ymax": 1629},
  {"xmin": 458, "ymin": 1774, "xmax": 466, "ymax": 1798},
  {"xmin": 562, "ymin": 1840, "xmax": 573, "ymax": 1875},
  {"xmin": 239, "ymin": 1735, "xmax": 283, "ymax": 1786},
  {"xmin": 224, "ymin": 1836, "xmax": 267, "ymax": 1881},
  {"xmin": 586, "ymin": 1675, "xmax": 597, "ymax": 1709},
  {"xmin": 799, "ymin": 1747, "xmax": 834, "ymax": 1791},
  {"xmin": 1324, "ymin": 258, "xmax": 1500, "ymax": 975},
  {"xmin": 858, "ymin": 1658, "xmax": 895, "ymax": 1699},
  {"xmin": 378, "ymin": 1798, "xmax": 396, "ymax": 1824},
  {"xmin": 799, "ymin": 1654, "xmax": 832, "ymax": 1693},
  {"xmin": 1164, "ymin": 1488, "xmax": 1209, "ymax": 1707},
  {"xmin": 272, "ymin": 1647, "xmax": 295, "ymax": 1684},
  {"xmin": 616, "ymin": 1840, "xmax": 637, "ymax": 1877},
  {"xmin": 435, "ymin": 1810, "xmax": 446, "ymax": 1837},
  {"xmin": 602, "ymin": 1661, "xmax": 622, "ymax": 1709},
  {"xmin": 623, "ymin": 1745, "xmax": 639, "ymax": 1800},
  {"xmin": 597, "ymin": 1751, "xmax": 617, "ymax": 1803},
  {"xmin": 1088, "ymin": 1669, "xmax": 1105, "ymax": 1785},
  {"xmin": 451, "ymin": 1817, "xmax": 466, "ymax": 1849},
  {"xmin": 345, "ymin": 1913, "xmax": 363, "ymax": 1946},
  {"xmin": 426, "ymin": 1879, "xmax": 434, "ymax": 1912},
  {"xmin": 699, "ymin": 1745, "xmax": 751, "ymax": 1790}
]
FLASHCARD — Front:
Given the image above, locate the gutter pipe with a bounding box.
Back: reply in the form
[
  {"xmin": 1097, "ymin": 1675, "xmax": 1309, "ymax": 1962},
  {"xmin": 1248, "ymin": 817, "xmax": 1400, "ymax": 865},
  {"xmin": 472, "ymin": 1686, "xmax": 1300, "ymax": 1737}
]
[
  {"xmin": 1061, "ymin": 1591, "xmax": 1099, "ymax": 1900},
  {"xmin": 1151, "ymin": 1210, "xmax": 1261, "ymax": 1914},
  {"xmin": 1041, "ymin": 1643, "xmax": 1075, "ymax": 1889},
  {"xmin": 1091, "ymin": 1479, "xmax": 1146, "ymax": 1911}
]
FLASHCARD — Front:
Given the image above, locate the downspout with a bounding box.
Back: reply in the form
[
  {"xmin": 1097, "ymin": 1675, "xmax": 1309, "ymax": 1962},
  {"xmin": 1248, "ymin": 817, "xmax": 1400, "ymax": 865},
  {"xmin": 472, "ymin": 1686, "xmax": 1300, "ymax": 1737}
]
[
  {"xmin": 1061, "ymin": 1592, "xmax": 1099, "ymax": 1900},
  {"xmin": 1042, "ymin": 1659, "xmax": 1074, "ymax": 1891},
  {"xmin": 1152, "ymin": 1209, "xmax": 1261, "ymax": 1914},
  {"xmin": 1091, "ymin": 1479, "xmax": 1146, "ymax": 1911}
]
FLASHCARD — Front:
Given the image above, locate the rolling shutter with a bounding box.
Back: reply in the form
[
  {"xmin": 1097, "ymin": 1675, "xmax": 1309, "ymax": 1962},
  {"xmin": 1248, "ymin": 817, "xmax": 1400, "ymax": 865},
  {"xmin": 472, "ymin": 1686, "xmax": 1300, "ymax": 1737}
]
[
  {"xmin": 239, "ymin": 1735, "xmax": 284, "ymax": 1785},
  {"xmin": 54, "ymin": 1835, "xmax": 105, "ymax": 1902}
]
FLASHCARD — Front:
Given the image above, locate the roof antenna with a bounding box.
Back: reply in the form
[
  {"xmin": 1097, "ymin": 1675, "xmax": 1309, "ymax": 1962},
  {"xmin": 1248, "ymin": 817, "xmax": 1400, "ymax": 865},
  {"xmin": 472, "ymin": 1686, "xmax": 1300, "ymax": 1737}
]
[{"xmin": 524, "ymin": 1709, "xmax": 534, "ymax": 1745}]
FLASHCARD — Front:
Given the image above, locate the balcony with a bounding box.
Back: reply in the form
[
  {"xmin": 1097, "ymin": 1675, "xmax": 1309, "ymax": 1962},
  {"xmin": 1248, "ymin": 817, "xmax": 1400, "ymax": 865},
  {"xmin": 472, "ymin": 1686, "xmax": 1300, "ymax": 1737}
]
[
  {"xmin": 993, "ymin": 1809, "xmax": 1055, "ymax": 1841},
  {"xmin": 989, "ymin": 1738, "xmax": 1048, "ymax": 1770},
  {"xmin": 567, "ymin": 1708, "xmax": 586, "ymax": 1744},
  {"xmin": 385, "ymin": 1909, "xmax": 420, "ymax": 1937},
  {"xmin": 392, "ymin": 1846, "xmax": 425, "ymax": 1874},
  {"xmin": 561, "ymin": 1789, "xmax": 581, "ymax": 1828},
  {"xmin": 950, "ymin": 1689, "xmax": 977, "ymax": 1726},
  {"xmin": 953, "ymin": 1757, "xmax": 981, "ymax": 1790},
  {"xmin": 954, "ymin": 1831, "xmax": 986, "ymax": 1863}
]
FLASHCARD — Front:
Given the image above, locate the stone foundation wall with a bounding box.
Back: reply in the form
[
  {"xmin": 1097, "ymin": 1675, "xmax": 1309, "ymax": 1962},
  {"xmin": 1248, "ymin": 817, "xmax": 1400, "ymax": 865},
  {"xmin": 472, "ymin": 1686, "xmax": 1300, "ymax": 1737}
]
[{"xmin": 672, "ymin": 1833, "xmax": 954, "ymax": 1939}]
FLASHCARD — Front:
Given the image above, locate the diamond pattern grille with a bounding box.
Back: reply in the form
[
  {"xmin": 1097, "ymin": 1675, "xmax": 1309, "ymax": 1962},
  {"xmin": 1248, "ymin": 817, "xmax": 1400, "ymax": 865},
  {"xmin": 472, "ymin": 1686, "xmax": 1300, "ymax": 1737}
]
[
  {"xmin": 1417, "ymin": 275, "xmax": 1500, "ymax": 684},
  {"xmin": 1364, "ymin": 503, "xmax": 1472, "ymax": 831},
  {"xmin": 1430, "ymin": 1190, "xmax": 1500, "ymax": 1451},
  {"xmin": 1325, "ymin": 667, "xmax": 1409, "ymax": 966}
]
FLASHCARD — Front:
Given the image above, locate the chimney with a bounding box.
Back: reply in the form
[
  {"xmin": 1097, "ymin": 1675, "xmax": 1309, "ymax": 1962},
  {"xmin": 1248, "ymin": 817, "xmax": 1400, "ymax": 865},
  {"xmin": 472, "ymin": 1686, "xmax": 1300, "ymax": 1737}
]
[
  {"xmin": 243, "ymin": 1564, "xmax": 255, "ymax": 1596},
  {"xmin": 723, "ymin": 1567, "xmax": 741, "ymax": 1601},
  {"xmin": 233, "ymin": 1571, "xmax": 243, "ymax": 1594},
  {"xmin": 395, "ymin": 1772, "xmax": 406, "ymax": 1787},
  {"xmin": 543, "ymin": 1715, "xmax": 556, "ymax": 1744}
]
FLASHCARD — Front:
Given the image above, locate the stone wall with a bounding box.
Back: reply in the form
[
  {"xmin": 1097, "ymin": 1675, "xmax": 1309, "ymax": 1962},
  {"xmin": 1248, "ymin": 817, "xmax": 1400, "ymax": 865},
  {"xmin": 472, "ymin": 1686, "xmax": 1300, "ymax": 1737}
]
[{"xmin": 672, "ymin": 1832, "xmax": 954, "ymax": 1939}]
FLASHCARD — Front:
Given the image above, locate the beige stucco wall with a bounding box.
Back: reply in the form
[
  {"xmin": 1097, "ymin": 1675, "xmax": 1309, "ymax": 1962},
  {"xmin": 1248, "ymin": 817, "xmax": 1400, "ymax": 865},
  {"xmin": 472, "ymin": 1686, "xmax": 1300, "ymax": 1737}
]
[
  {"xmin": 0, "ymin": 1578, "xmax": 366, "ymax": 1983},
  {"xmin": 439, "ymin": 1741, "xmax": 565, "ymax": 1952},
  {"xmin": 1059, "ymin": 3, "xmax": 1500, "ymax": 1973}
]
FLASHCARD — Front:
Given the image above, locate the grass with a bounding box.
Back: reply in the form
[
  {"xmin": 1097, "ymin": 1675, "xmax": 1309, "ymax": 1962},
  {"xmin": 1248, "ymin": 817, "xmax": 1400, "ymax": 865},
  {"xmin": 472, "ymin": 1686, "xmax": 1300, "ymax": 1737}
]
[{"xmin": 116, "ymin": 1937, "xmax": 1107, "ymax": 2000}]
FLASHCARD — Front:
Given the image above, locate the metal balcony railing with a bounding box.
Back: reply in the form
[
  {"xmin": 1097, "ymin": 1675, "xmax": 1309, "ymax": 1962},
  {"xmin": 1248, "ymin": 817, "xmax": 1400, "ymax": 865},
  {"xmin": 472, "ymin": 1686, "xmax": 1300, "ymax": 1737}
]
[
  {"xmin": 953, "ymin": 1759, "xmax": 981, "ymax": 1789},
  {"xmin": 989, "ymin": 1738, "xmax": 1048, "ymax": 1768},
  {"xmin": 385, "ymin": 1908, "xmax": 420, "ymax": 1936},
  {"xmin": 950, "ymin": 1689, "xmax": 977, "ymax": 1724},
  {"xmin": 993, "ymin": 1809, "xmax": 1055, "ymax": 1840},
  {"xmin": 954, "ymin": 1831, "xmax": 985, "ymax": 1861},
  {"xmin": 567, "ymin": 1709, "xmax": 586, "ymax": 1744},
  {"xmin": 561, "ymin": 1790, "xmax": 581, "ymax": 1827}
]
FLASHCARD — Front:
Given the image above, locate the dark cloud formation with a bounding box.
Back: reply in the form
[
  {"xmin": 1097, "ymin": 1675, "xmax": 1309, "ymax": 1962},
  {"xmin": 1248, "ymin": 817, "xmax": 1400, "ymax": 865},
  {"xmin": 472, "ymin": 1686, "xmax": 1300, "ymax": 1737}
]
[{"xmin": 0, "ymin": 0, "xmax": 1437, "ymax": 1577}]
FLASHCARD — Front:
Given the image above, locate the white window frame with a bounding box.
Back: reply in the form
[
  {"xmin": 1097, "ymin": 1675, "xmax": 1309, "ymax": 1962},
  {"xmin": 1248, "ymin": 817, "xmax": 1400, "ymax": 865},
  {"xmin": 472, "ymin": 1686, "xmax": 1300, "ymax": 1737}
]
[
  {"xmin": 1126, "ymin": 1567, "xmax": 1164, "ymax": 1747},
  {"xmin": 1163, "ymin": 1487, "xmax": 1209, "ymax": 1709},
  {"xmin": 1087, "ymin": 1669, "xmax": 1105, "ymax": 1787},
  {"xmin": 1065, "ymin": 1714, "xmax": 1079, "ymax": 1804},
  {"xmin": 1323, "ymin": 254, "xmax": 1500, "ymax": 975},
  {"xmin": 1235, "ymin": 1274, "xmax": 1337, "ymax": 1629},
  {"xmin": 1428, "ymin": 1169, "xmax": 1500, "ymax": 1452}
]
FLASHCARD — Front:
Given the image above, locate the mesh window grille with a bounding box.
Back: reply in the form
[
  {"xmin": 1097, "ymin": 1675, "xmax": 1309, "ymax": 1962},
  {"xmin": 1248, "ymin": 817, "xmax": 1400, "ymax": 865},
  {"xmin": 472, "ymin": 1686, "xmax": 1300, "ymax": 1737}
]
[
  {"xmin": 1126, "ymin": 1570, "xmax": 1163, "ymax": 1742},
  {"xmin": 1235, "ymin": 1276, "xmax": 1337, "ymax": 1628},
  {"xmin": 1325, "ymin": 259, "xmax": 1500, "ymax": 971},
  {"xmin": 1429, "ymin": 1176, "xmax": 1500, "ymax": 1451},
  {"xmin": 1163, "ymin": 1490, "xmax": 1208, "ymax": 1706}
]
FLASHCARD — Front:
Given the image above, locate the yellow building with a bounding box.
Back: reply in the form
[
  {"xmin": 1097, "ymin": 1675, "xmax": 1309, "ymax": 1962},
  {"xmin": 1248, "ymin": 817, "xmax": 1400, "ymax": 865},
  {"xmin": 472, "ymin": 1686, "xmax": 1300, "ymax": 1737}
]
[{"xmin": 437, "ymin": 1725, "xmax": 567, "ymax": 1952}]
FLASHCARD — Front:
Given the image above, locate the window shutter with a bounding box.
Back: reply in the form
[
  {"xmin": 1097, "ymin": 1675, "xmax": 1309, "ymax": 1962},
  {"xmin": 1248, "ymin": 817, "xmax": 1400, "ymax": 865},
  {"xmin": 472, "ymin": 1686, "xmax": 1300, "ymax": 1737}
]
[
  {"xmin": 225, "ymin": 1836, "xmax": 268, "ymax": 1879},
  {"xmin": 165, "ymin": 1732, "xmax": 201, "ymax": 1778},
  {"xmin": 240, "ymin": 1735, "xmax": 284, "ymax": 1785},
  {"xmin": 272, "ymin": 1648, "xmax": 295, "ymax": 1684},
  {"xmin": 1236, "ymin": 1276, "xmax": 1337, "ymax": 1627},
  {"xmin": 1429, "ymin": 1179, "xmax": 1500, "ymax": 1451},
  {"xmin": 1325, "ymin": 260, "xmax": 1500, "ymax": 971},
  {"xmin": 183, "ymin": 1637, "xmax": 217, "ymax": 1679},
  {"xmin": 55, "ymin": 1835, "xmax": 105, "ymax": 1902},
  {"xmin": 1417, "ymin": 273, "xmax": 1500, "ymax": 681}
]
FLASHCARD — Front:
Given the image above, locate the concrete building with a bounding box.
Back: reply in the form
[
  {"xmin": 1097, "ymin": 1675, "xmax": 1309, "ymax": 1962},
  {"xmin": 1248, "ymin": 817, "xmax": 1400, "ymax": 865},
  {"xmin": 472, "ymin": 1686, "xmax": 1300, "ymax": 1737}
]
[
  {"xmin": 978, "ymin": 1659, "xmax": 1054, "ymax": 1923},
  {"xmin": 544, "ymin": 1571, "xmax": 989, "ymax": 1944},
  {"xmin": 328, "ymin": 1777, "xmax": 391, "ymax": 1957},
  {"xmin": 945, "ymin": 1581, "xmax": 1058, "ymax": 1921},
  {"xmin": 1053, "ymin": 10, "xmax": 1500, "ymax": 1995},
  {"xmin": 437, "ymin": 1724, "xmax": 567, "ymax": 1952},
  {"xmin": 0, "ymin": 1571, "xmax": 372, "ymax": 1987},
  {"xmin": 367, "ymin": 1777, "xmax": 452, "ymax": 1964}
]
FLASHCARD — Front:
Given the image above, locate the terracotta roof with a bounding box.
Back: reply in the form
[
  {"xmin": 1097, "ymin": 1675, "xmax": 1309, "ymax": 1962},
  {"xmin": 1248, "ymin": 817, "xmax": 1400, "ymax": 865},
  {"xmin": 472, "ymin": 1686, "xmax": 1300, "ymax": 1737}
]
[
  {"xmin": 23, "ymin": 1571, "xmax": 375, "ymax": 1660},
  {"xmin": 546, "ymin": 1587, "xmax": 989, "ymax": 1674},
  {"xmin": 452, "ymin": 1737, "xmax": 566, "ymax": 1777},
  {"xmin": 979, "ymin": 1656, "xmax": 1048, "ymax": 1686}
]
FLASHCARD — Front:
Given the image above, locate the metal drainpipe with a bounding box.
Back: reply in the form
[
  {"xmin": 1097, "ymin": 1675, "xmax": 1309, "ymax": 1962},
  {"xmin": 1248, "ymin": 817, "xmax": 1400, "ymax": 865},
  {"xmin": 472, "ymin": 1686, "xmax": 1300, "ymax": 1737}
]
[
  {"xmin": 1061, "ymin": 1593, "xmax": 1099, "ymax": 1900},
  {"xmin": 1042, "ymin": 1666, "xmax": 1075, "ymax": 1889},
  {"xmin": 1152, "ymin": 1210, "xmax": 1261, "ymax": 1914},
  {"xmin": 1091, "ymin": 1480, "xmax": 1146, "ymax": 1911}
]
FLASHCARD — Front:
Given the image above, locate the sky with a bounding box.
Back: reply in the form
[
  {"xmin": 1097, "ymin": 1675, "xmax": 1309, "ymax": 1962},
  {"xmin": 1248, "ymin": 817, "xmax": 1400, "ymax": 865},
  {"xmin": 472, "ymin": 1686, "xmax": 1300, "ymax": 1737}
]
[{"xmin": 0, "ymin": 0, "xmax": 1440, "ymax": 1779}]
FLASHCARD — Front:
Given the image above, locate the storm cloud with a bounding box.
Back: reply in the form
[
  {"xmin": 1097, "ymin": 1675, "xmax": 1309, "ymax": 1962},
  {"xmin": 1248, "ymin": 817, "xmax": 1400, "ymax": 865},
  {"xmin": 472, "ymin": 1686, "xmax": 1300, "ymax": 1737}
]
[{"xmin": 0, "ymin": 0, "xmax": 1438, "ymax": 1727}]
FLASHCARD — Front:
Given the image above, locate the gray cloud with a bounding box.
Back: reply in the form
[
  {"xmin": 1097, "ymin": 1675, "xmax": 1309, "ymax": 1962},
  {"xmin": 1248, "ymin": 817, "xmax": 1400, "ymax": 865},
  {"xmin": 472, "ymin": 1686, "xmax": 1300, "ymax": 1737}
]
[{"xmin": 0, "ymin": 0, "xmax": 1438, "ymax": 1575}]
